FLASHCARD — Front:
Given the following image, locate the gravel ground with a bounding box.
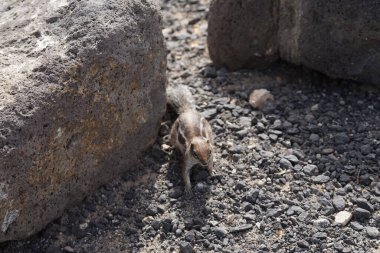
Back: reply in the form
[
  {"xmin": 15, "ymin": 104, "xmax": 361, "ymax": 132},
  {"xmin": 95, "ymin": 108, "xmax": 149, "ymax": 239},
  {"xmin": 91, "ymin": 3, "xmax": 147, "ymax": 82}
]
[{"xmin": 2, "ymin": 0, "xmax": 380, "ymax": 252}]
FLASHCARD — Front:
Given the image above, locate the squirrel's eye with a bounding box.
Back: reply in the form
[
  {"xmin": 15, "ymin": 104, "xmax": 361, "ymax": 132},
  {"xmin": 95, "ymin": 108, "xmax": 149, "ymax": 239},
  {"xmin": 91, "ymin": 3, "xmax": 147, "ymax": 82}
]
[{"xmin": 192, "ymin": 149, "xmax": 198, "ymax": 159}]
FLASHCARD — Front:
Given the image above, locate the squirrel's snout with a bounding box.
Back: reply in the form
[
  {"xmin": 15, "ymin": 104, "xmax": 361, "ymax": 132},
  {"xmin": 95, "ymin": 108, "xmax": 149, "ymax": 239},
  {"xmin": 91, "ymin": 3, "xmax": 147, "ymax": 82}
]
[{"xmin": 199, "ymin": 160, "xmax": 208, "ymax": 167}]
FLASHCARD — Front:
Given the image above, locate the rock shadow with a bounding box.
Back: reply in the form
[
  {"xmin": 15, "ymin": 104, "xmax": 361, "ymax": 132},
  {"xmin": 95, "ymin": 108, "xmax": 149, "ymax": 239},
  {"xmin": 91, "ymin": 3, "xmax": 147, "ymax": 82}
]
[
  {"xmin": 0, "ymin": 143, "xmax": 165, "ymax": 253},
  {"xmin": 162, "ymin": 110, "xmax": 212, "ymax": 234},
  {"xmin": 199, "ymin": 61, "xmax": 380, "ymax": 190}
]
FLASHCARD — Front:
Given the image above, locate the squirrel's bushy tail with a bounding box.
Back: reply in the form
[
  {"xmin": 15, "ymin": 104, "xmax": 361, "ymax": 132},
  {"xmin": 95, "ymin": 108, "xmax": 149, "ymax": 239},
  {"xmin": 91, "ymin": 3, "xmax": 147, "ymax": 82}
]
[{"xmin": 166, "ymin": 85, "xmax": 196, "ymax": 114}]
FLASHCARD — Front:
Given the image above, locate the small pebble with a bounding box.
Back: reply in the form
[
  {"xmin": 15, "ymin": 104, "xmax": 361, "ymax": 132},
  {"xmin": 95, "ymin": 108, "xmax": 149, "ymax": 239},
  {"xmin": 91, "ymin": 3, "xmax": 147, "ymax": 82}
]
[
  {"xmin": 332, "ymin": 196, "xmax": 346, "ymax": 211},
  {"xmin": 313, "ymin": 218, "xmax": 330, "ymax": 228},
  {"xmin": 213, "ymin": 227, "xmax": 228, "ymax": 239},
  {"xmin": 366, "ymin": 227, "xmax": 379, "ymax": 238},
  {"xmin": 303, "ymin": 164, "xmax": 318, "ymax": 176},
  {"xmin": 355, "ymin": 198, "xmax": 374, "ymax": 212},
  {"xmin": 334, "ymin": 211, "xmax": 352, "ymax": 226},
  {"xmin": 179, "ymin": 241, "xmax": 195, "ymax": 253},
  {"xmin": 350, "ymin": 221, "xmax": 364, "ymax": 231},
  {"xmin": 249, "ymin": 89, "xmax": 274, "ymax": 110},
  {"xmin": 353, "ymin": 208, "xmax": 371, "ymax": 219},
  {"xmin": 312, "ymin": 175, "xmax": 330, "ymax": 183}
]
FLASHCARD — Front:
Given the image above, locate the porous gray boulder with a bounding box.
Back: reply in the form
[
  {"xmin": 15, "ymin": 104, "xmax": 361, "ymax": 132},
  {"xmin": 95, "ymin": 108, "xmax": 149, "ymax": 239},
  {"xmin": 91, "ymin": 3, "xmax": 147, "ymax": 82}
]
[
  {"xmin": 207, "ymin": 0, "xmax": 279, "ymax": 70},
  {"xmin": 279, "ymin": 0, "xmax": 380, "ymax": 84},
  {"xmin": 208, "ymin": 0, "xmax": 380, "ymax": 85},
  {"xmin": 0, "ymin": 0, "xmax": 166, "ymax": 242}
]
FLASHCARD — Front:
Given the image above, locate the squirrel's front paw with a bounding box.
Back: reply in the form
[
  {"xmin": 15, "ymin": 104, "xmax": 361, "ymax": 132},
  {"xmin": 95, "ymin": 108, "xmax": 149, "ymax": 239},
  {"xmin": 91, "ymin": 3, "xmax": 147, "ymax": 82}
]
[{"xmin": 184, "ymin": 186, "xmax": 193, "ymax": 195}]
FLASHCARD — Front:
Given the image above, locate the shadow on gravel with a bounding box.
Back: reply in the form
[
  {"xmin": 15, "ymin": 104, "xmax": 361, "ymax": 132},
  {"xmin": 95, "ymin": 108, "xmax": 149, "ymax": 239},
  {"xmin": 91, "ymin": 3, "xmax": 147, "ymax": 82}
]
[
  {"xmin": 162, "ymin": 114, "xmax": 212, "ymax": 233},
  {"xmin": 166, "ymin": 159, "xmax": 211, "ymax": 228},
  {"xmin": 202, "ymin": 61, "xmax": 379, "ymax": 189},
  {"xmin": 190, "ymin": 60, "xmax": 380, "ymax": 251},
  {"xmin": 0, "ymin": 144, "xmax": 165, "ymax": 253}
]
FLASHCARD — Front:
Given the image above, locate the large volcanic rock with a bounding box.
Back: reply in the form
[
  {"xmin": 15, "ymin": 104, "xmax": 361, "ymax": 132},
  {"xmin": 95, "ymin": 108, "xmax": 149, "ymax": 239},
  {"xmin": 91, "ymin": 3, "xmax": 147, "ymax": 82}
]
[
  {"xmin": 0, "ymin": 0, "xmax": 166, "ymax": 242},
  {"xmin": 208, "ymin": 0, "xmax": 380, "ymax": 85},
  {"xmin": 207, "ymin": 0, "xmax": 279, "ymax": 70}
]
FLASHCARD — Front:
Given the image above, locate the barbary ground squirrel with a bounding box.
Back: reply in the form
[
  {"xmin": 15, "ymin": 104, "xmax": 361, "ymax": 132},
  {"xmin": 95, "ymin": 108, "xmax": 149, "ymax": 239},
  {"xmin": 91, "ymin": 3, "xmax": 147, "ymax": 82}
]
[{"xmin": 166, "ymin": 85, "xmax": 214, "ymax": 194}]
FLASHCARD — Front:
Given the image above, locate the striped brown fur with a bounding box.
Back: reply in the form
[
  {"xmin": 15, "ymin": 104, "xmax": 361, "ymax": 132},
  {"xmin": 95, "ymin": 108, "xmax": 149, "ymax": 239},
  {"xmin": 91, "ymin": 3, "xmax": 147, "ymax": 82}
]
[{"xmin": 167, "ymin": 85, "xmax": 214, "ymax": 194}]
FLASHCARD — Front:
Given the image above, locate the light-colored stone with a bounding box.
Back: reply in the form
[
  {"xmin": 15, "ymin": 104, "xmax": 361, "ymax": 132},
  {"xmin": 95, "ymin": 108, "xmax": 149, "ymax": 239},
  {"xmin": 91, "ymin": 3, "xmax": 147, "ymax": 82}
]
[
  {"xmin": 334, "ymin": 211, "xmax": 352, "ymax": 226},
  {"xmin": 249, "ymin": 89, "xmax": 274, "ymax": 110},
  {"xmin": 311, "ymin": 104, "xmax": 319, "ymax": 111},
  {"xmin": 366, "ymin": 227, "xmax": 380, "ymax": 238},
  {"xmin": 0, "ymin": 0, "xmax": 166, "ymax": 242}
]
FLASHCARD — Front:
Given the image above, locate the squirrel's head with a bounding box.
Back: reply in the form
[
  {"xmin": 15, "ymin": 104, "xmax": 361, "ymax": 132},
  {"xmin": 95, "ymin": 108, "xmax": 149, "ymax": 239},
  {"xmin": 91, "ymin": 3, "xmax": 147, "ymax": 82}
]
[{"xmin": 189, "ymin": 136, "xmax": 212, "ymax": 167}]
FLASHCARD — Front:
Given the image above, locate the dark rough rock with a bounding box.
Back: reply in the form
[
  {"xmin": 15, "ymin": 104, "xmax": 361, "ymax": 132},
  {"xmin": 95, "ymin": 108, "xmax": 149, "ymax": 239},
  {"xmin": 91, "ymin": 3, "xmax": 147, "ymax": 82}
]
[
  {"xmin": 334, "ymin": 133, "xmax": 350, "ymax": 145},
  {"xmin": 0, "ymin": 0, "xmax": 166, "ymax": 242},
  {"xmin": 179, "ymin": 241, "xmax": 195, "ymax": 253},
  {"xmin": 332, "ymin": 196, "xmax": 346, "ymax": 211},
  {"xmin": 241, "ymin": 202, "xmax": 253, "ymax": 212},
  {"xmin": 162, "ymin": 218, "xmax": 173, "ymax": 233},
  {"xmin": 208, "ymin": 0, "xmax": 380, "ymax": 85},
  {"xmin": 235, "ymin": 181, "xmax": 246, "ymax": 191},
  {"xmin": 334, "ymin": 241, "xmax": 344, "ymax": 251},
  {"xmin": 202, "ymin": 108, "xmax": 218, "ymax": 119},
  {"xmin": 313, "ymin": 232, "xmax": 327, "ymax": 240},
  {"xmin": 203, "ymin": 66, "xmax": 217, "ymax": 78},
  {"xmin": 280, "ymin": 158, "xmax": 293, "ymax": 169},
  {"xmin": 213, "ymin": 227, "xmax": 228, "ymax": 239},
  {"xmin": 353, "ymin": 208, "xmax": 371, "ymax": 219},
  {"xmin": 350, "ymin": 221, "xmax": 364, "ymax": 231},
  {"xmin": 284, "ymin": 155, "xmax": 298, "ymax": 164},
  {"xmin": 267, "ymin": 208, "xmax": 283, "ymax": 218},
  {"xmin": 184, "ymin": 230, "xmax": 196, "ymax": 242},
  {"xmin": 297, "ymin": 240, "xmax": 310, "ymax": 248},
  {"xmin": 151, "ymin": 220, "xmax": 161, "ymax": 230},
  {"xmin": 168, "ymin": 187, "xmax": 183, "ymax": 199},
  {"xmin": 244, "ymin": 188, "xmax": 260, "ymax": 204},
  {"xmin": 355, "ymin": 198, "xmax": 374, "ymax": 212},
  {"xmin": 303, "ymin": 164, "xmax": 318, "ymax": 176},
  {"xmin": 286, "ymin": 205, "xmax": 304, "ymax": 216},
  {"xmin": 146, "ymin": 205, "xmax": 158, "ymax": 216},
  {"xmin": 360, "ymin": 145, "xmax": 372, "ymax": 155}
]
